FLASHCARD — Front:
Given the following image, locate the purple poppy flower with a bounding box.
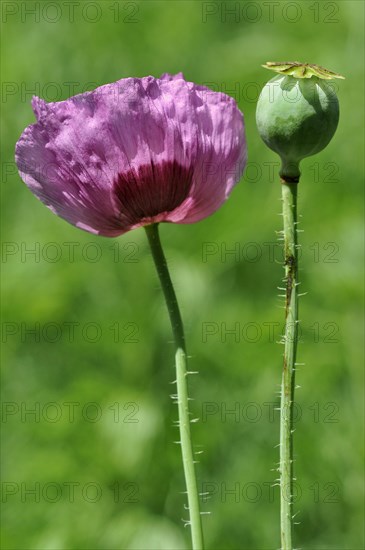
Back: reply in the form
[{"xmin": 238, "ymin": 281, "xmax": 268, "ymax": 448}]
[{"xmin": 15, "ymin": 73, "xmax": 247, "ymax": 236}]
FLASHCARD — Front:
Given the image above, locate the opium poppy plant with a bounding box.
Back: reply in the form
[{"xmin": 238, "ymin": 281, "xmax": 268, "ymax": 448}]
[
  {"xmin": 15, "ymin": 73, "xmax": 247, "ymax": 549},
  {"xmin": 256, "ymin": 62, "xmax": 343, "ymax": 550}
]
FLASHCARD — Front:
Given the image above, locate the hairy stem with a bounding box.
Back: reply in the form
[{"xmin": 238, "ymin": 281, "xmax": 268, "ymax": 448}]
[
  {"xmin": 280, "ymin": 180, "xmax": 299, "ymax": 550},
  {"xmin": 145, "ymin": 223, "xmax": 204, "ymax": 550}
]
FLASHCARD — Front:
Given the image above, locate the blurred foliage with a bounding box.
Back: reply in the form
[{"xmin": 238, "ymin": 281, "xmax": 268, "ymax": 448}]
[{"xmin": 1, "ymin": 1, "xmax": 364, "ymax": 549}]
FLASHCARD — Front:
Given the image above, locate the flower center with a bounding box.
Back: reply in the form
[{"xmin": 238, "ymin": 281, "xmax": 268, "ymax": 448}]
[{"xmin": 113, "ymin": 160, "xmax": 194, "ymax": 226}]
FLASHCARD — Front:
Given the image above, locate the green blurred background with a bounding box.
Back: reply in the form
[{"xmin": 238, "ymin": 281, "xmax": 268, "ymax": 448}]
[{"xmin": 1, "ymin": 1, "xmax": 364, "ymax": 548}]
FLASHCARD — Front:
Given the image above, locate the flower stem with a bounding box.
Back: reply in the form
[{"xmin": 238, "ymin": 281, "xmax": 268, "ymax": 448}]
[
  {"xmin": 280, "ymin": 180, "xmax": 299, "ymax": 550},
  {"xmin": 145, "ymin": 223, "xmax": 204, "ymax": 550}
]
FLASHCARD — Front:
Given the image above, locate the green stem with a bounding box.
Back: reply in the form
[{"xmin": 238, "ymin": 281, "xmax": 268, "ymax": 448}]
[
  {"xmin": 145, "ymin": 223, "xmax": 204, "ymax": 550},
  {"xmin": 280, "ymin": 181, "xmax": 299, "ymax": 550}
]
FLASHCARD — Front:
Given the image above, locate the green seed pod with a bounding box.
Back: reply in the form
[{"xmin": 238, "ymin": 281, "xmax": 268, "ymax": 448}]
[{"xmin": 256, "ymin": 62, "xmax": 344, "ymax": 181}]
